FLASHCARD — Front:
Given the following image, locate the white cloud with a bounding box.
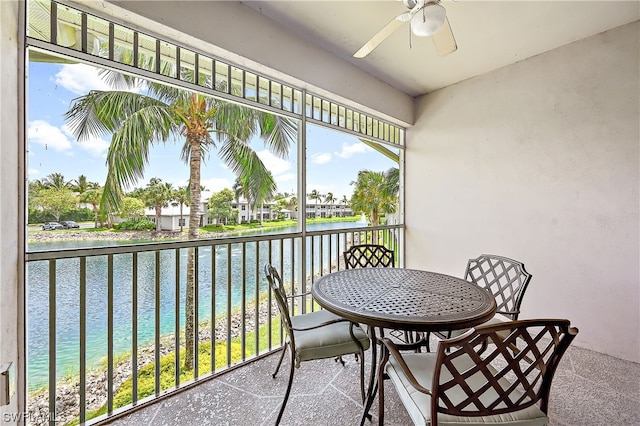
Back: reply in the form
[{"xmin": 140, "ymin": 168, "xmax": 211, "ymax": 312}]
[
  {"xmin": 54, "ymin": 64, "xmax": 112, "ymax": 95},
  {"xmin": 305, "ymin": 184, "xmax": 334, "ymax": 195},
  {"xmin": 335, "ymin": 142, "xmax": 371, "ymax": 159},
  {"xmin": 61, "ymin": 124, "xmax": 109, "ymax": 157},
  {"xmin": 201, "ymin": 177, "xmax": 233, "ymax": 192},
  {"xmin": 79, "ymin": 137, "xmax": 110, "ymax": 157},
  {"xmin": 28, "ymin": 168, "xmax": 39, "ymax": 175},
  {"xmin": 311, "ymin": 152, "xmax": 332, "ymax": 164},
  {"xmin": 28, "ymin": 120, "xmax": 72, "ymax": 152},
  {"xmin": 257, "ymin": 150, "xmax": 292, "ymax": 176},
  {"xmin": 276, "ymin": 173, "xmax": 296, "ymax": 182},
  {"xmin": 55, "ymin": 64, "xmax": 143, "ymax": 95}
]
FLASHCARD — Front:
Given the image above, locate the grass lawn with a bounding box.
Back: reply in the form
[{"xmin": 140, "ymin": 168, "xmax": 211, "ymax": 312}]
[{"xmin": 68, "ymin": 316, "xmax": 284, "ymax": 425}]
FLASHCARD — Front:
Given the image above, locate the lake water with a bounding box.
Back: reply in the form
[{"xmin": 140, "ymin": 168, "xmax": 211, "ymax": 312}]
[{"xmin": 26, "ymin": 221, "xmax": 365, "ymax": 390}]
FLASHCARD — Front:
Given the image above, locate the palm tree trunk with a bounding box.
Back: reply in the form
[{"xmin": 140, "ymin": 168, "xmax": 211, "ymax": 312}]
[
  {"xmin": 185, "ymin": 135, "xmax": 201, "ymax": 371},
  {"xmin": 260, "ymin": 202, "xmax": 264, "ymax": 225},
  {"xmin": 155, "ymin": 205, "xmax": 162, "ymax": 231},
  {"xmin": 179, "ymin": 203, "xmax": 184, "ymax": 232},
  {"xmin": 372, "ymin": 209, "xmax": 379, "ymax": 227}
]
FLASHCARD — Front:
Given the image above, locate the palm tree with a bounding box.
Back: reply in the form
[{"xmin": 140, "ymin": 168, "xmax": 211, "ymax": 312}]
[
  {"xmin": 42, "ymin": 172, "xmax": 70, "ymax": 190},
  {"xmin": 324, "ymin": 192, "xmax": 336, "ymax": 218},
  {"xmin": 144, "ymin": 178, "xmax": 174, "ymax": 231},
  {"xmin": 64, "ymin": 71, "xmax": 296, "ymax": 370},
  {"xmin": 288, "ymin": 195, "xmax": 298, "ymax": 216},
  {"xmin": 382, "ymin": 167, "xmax": 399, "ymax": 198},
  {"xmin": 309, "ymin": 189, "xmax": 322, "ymax": 219},
  {"xmin": 350, "ymin": 170, "xmax": 398, "ymax": 226},
  {"xmin": 71, "ymin": 174, "xmax": 99, "ymax": 194},
  {"xmin": 171, "ymin": 186, "xmax": 190, "ymax": 232},
  {"xmin": 79, "ymin": 187, "xmax": 103, "ymax": 228},
  {"xmin": 28, "ymin": 179, "xmax": 45, "ymax": 211},
  {"xmin": 341, "ymin": 195, "xmax": 349, "ymax": 217}
]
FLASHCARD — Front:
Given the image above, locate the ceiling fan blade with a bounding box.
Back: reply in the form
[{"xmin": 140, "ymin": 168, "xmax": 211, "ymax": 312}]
[
  {"xmin": 354, "ymin": 17, "xmax": 405, "ymax": 58},
  {"xmin": 396, "ymin": 11, "xmax": 412, "ymax": 22},
  {"xmin": 431, "ymin": 17, "xmax": 457, "ymax": 56}
]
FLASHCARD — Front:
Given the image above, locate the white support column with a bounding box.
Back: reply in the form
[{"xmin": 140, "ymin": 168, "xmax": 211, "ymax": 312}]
[{"xmin": 0, "ymin": 0, "xmax": 24, "ymax": 421}]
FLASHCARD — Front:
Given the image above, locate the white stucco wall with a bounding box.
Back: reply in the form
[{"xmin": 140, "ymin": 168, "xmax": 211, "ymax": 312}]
[
  {"xmin": 405, "ymin": 22, "xmax": 640, "ymax": 363},
  {"xmin": 0, "ymin": 0, "xmax": 22, "ymax": 418}
]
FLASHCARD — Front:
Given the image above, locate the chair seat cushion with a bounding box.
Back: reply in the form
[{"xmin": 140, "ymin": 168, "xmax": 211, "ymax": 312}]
[
  {"xmin": 438, "ymin": 314, "xmax": 512, "ymax": 340},
  {"xmin": 385, "ymin": 352, "xmax": 548, "ymax": 426},
  {"xmin": 291, "ymin": 310, "xmax": 370, "ymax": 366}
]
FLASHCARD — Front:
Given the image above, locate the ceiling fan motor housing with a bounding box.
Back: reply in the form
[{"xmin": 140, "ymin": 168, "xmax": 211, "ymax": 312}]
[{"xmin": 411, "ymin": 3, "xmax": 447, "ymax": 37}]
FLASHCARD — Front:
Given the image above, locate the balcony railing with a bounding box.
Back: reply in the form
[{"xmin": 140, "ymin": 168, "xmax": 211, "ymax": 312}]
[{"xmin": 25, "ymin": 224, "xmax": 403, "ymax": 425}]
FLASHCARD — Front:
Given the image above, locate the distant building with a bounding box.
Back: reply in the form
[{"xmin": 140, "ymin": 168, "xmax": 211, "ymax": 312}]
[
  {"xmin": 144, "ymin": 205, "xmax": 203, "ymax": 231},
  {"xmin": 140, "ymin": 192, "xmax": 353, "ymax": 231}
]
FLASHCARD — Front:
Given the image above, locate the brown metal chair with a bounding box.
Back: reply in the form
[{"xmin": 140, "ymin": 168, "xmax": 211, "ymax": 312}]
[
  {"xmin": 264, "ymin": 263, "xmax": 370, "ymax": 425},
  {"xmin": 343, "ymin": 244, "xmax": 395, "ymax": 269},
  {"xmin": 378, "ymin": 319, "xmax": 578, "ymax": 426},
  {"xmin": 432, "ymin": 254, "xmax": 533, "ymax": 347},
  {"xmin": 465, "ymin": 254, "xmax": 532, "ymax": 322}
]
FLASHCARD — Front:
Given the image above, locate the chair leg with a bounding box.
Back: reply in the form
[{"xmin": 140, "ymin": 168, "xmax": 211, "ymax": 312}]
[
  {"xmin": 358, "ymin": 348, "xmax": 366, "ymax": 403},
  {"xmin": 272, "ymin": 345, "xmax": 287, "ymax": 378},
  {"xmin": 275, "ymin": 349, "xmax": 296, "ymax": 425},
  {"xmin": 377, "ymin": 345, "xmax": 390, "ymax": 426}
]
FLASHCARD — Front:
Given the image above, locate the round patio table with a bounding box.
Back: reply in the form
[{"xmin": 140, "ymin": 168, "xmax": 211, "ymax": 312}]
[{"xmin": 311, "ymin": 267, "xmax": 497, "ymax": 425}]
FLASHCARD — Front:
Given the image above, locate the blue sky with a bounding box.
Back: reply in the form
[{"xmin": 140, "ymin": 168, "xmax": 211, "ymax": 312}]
[{"xmin": 27, "ymin": 60, "xmax": 398, "ymax": 201}]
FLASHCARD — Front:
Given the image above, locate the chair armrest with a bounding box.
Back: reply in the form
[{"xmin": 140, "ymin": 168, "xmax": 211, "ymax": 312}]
[
  {"xmin": 380, "ymin": 338, "xmax": 432, "ymax": 395},
  {"xmin": 497, "ymin": 309, "xmax": 520, "ymax": 317},
  {"xmin": 287, "ymin": 290, "xmax": 313, "ymax": 298},
  {"xmin": 432, "ymin": 330, "xmax": 454, "ymax": 339}
]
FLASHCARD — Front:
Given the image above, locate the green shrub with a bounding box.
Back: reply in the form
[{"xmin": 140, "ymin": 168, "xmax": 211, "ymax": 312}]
[{"xmin": 116, "ymin": 219, "xmax": 156, "ymax": 231}]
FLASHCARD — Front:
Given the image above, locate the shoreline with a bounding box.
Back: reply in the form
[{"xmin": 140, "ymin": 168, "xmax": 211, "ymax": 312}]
[
  {"xmin": 27, "ymin": 299, "xmax": 277, "ymax": 426},
  {"xmin": 28, "ymin": 229, "xmax": 189, "ymax": 243},
  {"xmin": 27, "ymin": 216, "xmax": 362, "ymax": 244}
]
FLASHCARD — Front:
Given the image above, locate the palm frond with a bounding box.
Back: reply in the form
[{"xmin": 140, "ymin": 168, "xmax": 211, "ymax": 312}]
[
  {"xmin": 235, "ymin": 150, "xmax": 276, "ymax": 203},
  {"xmin": 148, "ymin": 81, "xmax": 185, "ymax": 104},
  {"xmin": 220, "ymin": 142, "xmax": 256, "ymax": 177},
  {"xmin": 99, "ymin": 104, "xmax": 175, "ymax": 213},
  {"xmin": 97, "ymin": 68, "xmax": 141, "ymax": 90},
  {"xmin": 213, "ymin": 101, "xmax": 259, "ymax": 142},
  {"xmin": 65, "ymin": 91, "xmax": 171, "ymax": 141},
  {"xmin": 259, "ymin": 113, "xmax": 297, "ymax": 158}
]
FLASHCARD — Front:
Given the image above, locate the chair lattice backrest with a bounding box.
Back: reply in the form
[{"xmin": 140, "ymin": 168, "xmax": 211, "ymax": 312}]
[
  {"xmin": 343, "ymin": 244, "xmax": 395, "ymax": 269},
  {"xmin": 432, "ymin": 319, "xmax": 578, "ymax": 423},
  {"xmin": 264, "ymin": 264, "xmax": 294, "ymax": 341},
  {"xmin": 465, "ymin": 254, "xmax": 532, "ymax": 320}
]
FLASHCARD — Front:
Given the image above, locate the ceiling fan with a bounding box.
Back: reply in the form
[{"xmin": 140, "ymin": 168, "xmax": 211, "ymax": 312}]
[{"xmin": 353, "ymin": 0, "xmax": 457, "ymax": 59}]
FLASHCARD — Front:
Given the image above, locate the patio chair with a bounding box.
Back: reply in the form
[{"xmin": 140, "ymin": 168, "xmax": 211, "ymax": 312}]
[
  {"xmin": 343, "ymin": 244, "xmax": 395, "ymax": 269},
  {"xmin": 378, "ymin": 319, "xmax": 579, "ymax": 426},
  {"xmin": 432, "ymin": 254, "xmax": 533, "ymax": 347},
  {"xmin": 465, "ymin": 254, "xmax": 532, "ymax": 322},
  {"xmin": 264, "ymin": 263, "xmax": 370, "ymax": 425}
]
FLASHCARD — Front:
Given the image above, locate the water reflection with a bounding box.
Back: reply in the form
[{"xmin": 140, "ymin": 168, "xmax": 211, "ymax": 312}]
[{"xmin": 26, "ymin": 221, "xmax": 363, "ymax": 389}]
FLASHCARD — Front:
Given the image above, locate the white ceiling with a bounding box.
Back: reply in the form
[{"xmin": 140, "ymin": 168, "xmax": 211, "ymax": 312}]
[{"xmin": 242, "ymin": 1, "xmax": 640, "ymax": 97}]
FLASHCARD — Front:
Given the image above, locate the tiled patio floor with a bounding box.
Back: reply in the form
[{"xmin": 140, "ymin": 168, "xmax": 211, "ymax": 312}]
[{"xmin": 107, "ymin": 343, "xmax": 639, "ymax": 426}]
